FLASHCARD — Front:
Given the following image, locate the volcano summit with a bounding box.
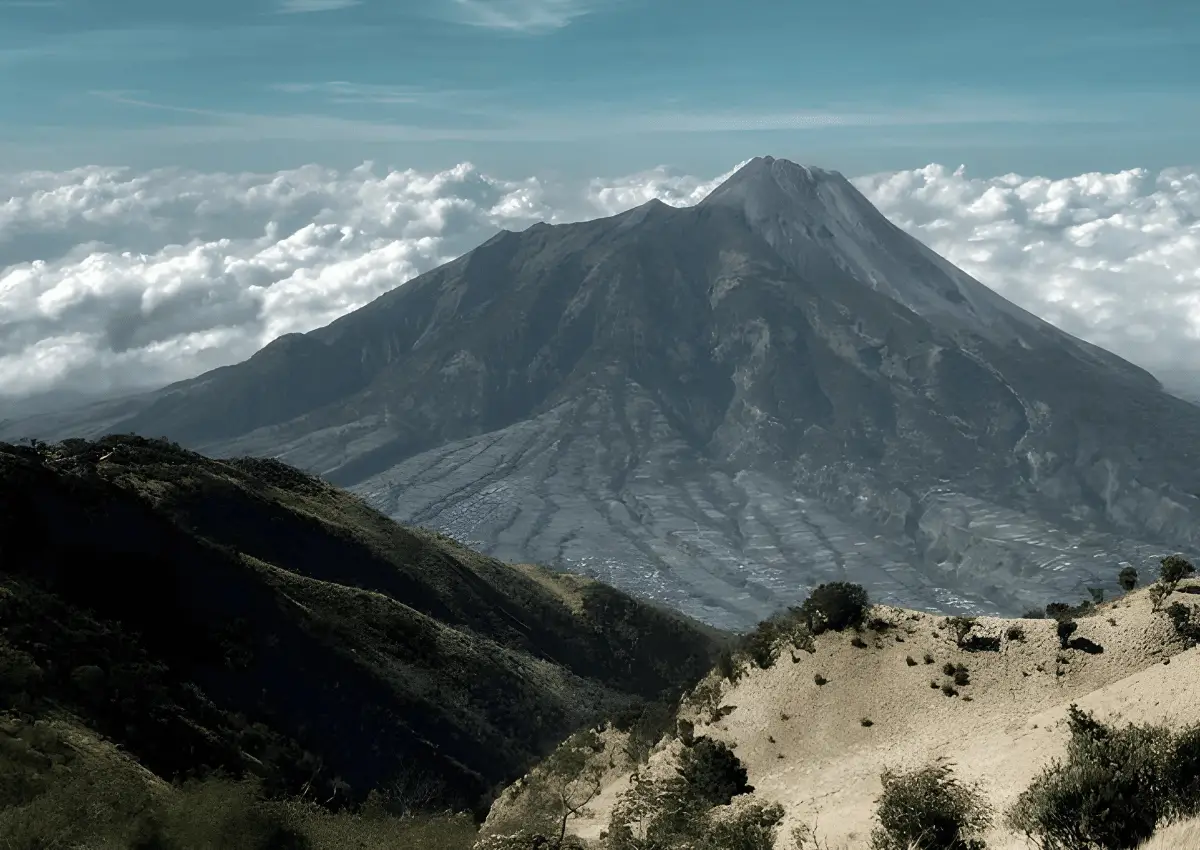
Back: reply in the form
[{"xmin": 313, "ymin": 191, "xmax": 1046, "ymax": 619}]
[{"xmin": 7, "ymin": 157, "xmax": 1199, "ymax": 629}]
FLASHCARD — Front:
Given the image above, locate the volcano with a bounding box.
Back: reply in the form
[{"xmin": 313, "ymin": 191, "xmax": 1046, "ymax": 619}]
[{"xmin": 7, "ymin": 157, "xmax": 1199, "ymax": 629}]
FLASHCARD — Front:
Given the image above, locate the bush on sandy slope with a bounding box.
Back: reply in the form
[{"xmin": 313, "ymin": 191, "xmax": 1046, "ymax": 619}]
[
  {"xmin": 1164, "ymin": 602, "xmax": 1200, "ymax": 647},
  {"xmin": 482, "ymin": 728, "xmax": 610, "ymax": 843},
  {"xmin": 739, "ymin": 609, "xmax": 815, "ymax": 670},
  {"xmin": 602, "ymin": 737, "xmax": 776, "ymax": 850},
  {"xmin": 1006, "ymin": 706, "xmax": 1200, "ymax": 850},
  {"xmin": 677, "ymin": 737, "xmax": 754, "ymax": 806},
  {"xmin": 869, "ymin": 760, "xmax": 992, "ymax": 850},
  {"xmin": 1118, "ymin": 567, "xmax": 1139, "ymax": 592},
  {"xmin": 1158, "ymin": 556, "xmax": 1196, "ymax": 592},
  {"xmin": 798, "ymin": 582, "xmax": 870, "ymax": 634}
]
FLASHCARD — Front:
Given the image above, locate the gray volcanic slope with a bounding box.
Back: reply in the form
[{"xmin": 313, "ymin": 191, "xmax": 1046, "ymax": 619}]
[{"xmin": 5, "ymin": 157, "xmax": 1199, "ymax": 630}]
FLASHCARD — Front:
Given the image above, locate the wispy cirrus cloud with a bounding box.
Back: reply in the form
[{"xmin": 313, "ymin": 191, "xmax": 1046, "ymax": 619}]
[
  {"xmin": 443, "ymin": 0, "xmax": 600, "ymax": 33},
  {"xmin": 271, "ymin": 81, "xmax": 456, "ymax": 105},
  {"xmin": 83, "ymin": 86, "xmax": 1128, "ymax": 148},
  {"xmin": 276, "ymin": 0, "xmax": 361, "ymax": 13}
]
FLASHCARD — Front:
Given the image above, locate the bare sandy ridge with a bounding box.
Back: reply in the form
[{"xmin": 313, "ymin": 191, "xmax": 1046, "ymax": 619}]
[{"xmin": 562, "ymin": 580, "xmax": 1200, "ymax": 849}]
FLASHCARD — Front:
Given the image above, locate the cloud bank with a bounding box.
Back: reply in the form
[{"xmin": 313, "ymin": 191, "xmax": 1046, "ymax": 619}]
[
  {"xmin": 1, "ymin": 159, "xmax": 1197, "ymax": 406},
  {"xmin": 855, "ymin": 164, "xmax": 1200, "ymax": 373}
]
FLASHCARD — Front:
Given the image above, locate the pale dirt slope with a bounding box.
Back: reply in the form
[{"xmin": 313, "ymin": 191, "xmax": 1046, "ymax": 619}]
[{"xmin": 563, "ymin": 581, "xmax": 1200, "ymax": 849}]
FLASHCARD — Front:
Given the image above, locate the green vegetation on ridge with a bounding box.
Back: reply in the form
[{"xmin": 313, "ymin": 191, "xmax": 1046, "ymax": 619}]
[{"xmin": 0, "ymin": 436, "xmax": 725, "ymax": 826}]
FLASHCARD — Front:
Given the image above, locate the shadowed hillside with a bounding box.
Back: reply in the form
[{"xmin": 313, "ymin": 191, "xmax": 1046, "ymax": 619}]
[{"xmin": 0, "ymin": 436, "xmax": 726, "ymax": 818}]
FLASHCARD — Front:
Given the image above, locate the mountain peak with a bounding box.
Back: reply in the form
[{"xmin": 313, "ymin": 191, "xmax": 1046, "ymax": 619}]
[{"xmin": 703, "ymin": 156, "xmax": 847, "ymax": 205}]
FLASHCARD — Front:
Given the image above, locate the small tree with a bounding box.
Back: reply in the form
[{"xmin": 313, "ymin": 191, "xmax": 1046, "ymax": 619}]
[
  {"xmin": 605, "ymin": 741, "xmax": 759, "ymax": 850},
  {"xmin": 704, "ymin": 800, "xmax": 785, "ymax": 850},
  {"xmin": 870, "ymin": 760, "xmax": 992, "ymax": 850},
  {"xmin": 1165, "ymin": 723, "xmax": 1200, "ymax": 820},
  {"xmin": 1045, "ymin": 602, "xmax": 1075, "ymax": 620},
  {"xmin": 1118, "ymin": 567, "xmax": 1138, "ymax": 592},
  {"xmin": 1165, "ymin": 602, "xmax": 1200, "ymax": 647},
  {"xmin": 497, "ymin": 729, "xmax": 609, "ymax": 846},
  {"xmin": 798, "ymin": 583, "xmax": 869, "ymax": 633},
  {"xmin": 1056, "ymin": 619, "xmax": 1078, "ymax": 649},
  {"xmin": 1006, "ymin": 705, "xmax": 1174, "ymax": 850},
  {"xmin": 1159, "ymin": 555, "xmax": 1196, "ymax": 592},
  {"xmin": 677, "ymin": 737, "xmax": 754, "ymax": 806}
]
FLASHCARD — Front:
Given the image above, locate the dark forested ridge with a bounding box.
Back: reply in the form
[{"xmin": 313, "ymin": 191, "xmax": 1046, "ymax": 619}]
[{"xmin": 0, "ymin": 435, "xmax": 725, "ymax": 816}]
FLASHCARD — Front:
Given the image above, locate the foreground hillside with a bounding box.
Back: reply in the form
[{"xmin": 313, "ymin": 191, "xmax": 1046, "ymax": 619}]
[
  {"xmin": 488, "ymin": 573, "xmax": 1200, "ymax": 849},
  {"xmin": 0, "ymin": 436, "xmax": 725, "ymax": 818}
]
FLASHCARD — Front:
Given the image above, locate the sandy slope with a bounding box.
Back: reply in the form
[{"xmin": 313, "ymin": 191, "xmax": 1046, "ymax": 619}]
[
  {"xmin": 1137, "ymin": 816, "xmax": 1200, "ymax": 849},
  {"xmin": 566, "ymin": 581, "xmax": 1200, "ymax": 849}
]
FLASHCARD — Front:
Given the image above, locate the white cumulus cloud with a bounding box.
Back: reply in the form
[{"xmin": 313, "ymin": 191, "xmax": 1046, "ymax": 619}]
[
  {"xmin": 1, "ymin": 158, "xmax": 1197, "ymax": 408},
  {"xmin": 852, "ymin": 164, "xmax": 1200, "ymax": 380}
]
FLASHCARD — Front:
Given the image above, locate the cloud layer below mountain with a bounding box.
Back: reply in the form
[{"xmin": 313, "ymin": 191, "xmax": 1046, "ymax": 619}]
[{"xmin": 1, "ymin": 159, "xmax": 1197, "ymax": 405}]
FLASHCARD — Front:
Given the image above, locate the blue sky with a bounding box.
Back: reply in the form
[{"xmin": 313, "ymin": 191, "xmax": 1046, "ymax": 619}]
[{"xmin": 1, "ymin": 0, "xmax": 1198, "ymax": 178}]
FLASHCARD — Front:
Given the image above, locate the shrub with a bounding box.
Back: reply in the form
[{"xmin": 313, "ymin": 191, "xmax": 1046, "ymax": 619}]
[
  {"xmin": 1165, "ymin": 723, "xmax": 1200, "ymax": 819},
  {"xmin": 861, "ymin": 718, "xmax": 874, "ymax": 728},
  {"xmin": 715, "ymin": 649, "xmax": 739, "ymax": 683},
  {"xmin": 703, "ymin": 799, "xmax": 785, "ymax": 850},
  {"xmin": 603, "ymin": 774, "xmax": 781, "ymax": 850},
  {"xmin": 953, "ymin": 671, "xmax": 970, "ymax": 687},
  {"xmin": 797, "ymin": 583, "xmax": 869, "ymax": 634},
  {"xmin": 963, "ymin": 634, "xmax": 1001, "ymax": 653},
  {"xmin": 622, "ymin": 699, "xmax": 679, "ymax": 763},
  {"xmin": 604, "ymin": 741, "xmax": 763, "ymax": 850},
  {"xmin": 923, "ymin": 653, "xmax": 935, "ymax": 665},
  {"xmin": 476, "ymin": 830, "xmax": 586, "ymax": 850},
  {"xmin": 944, "ymin": 617, "xmax": 977, "ymax": 648},
  {"xmin": 813, "ymin": 674, "xmax": 827, "ymax": 686},
  {"xmin": 1159, "ymin": 555, "xmax": 1196, "ymax": 591},
  {"xmin": 1118, "ymin": 567, "xmax": 1138, "ymax": 592},
  {"xmin": 1056, "ymin": 619, "xmax": 1078, "ymax": 649},
  {"xmin": 1022, "ymin": 608, "xmax": 1047, "ymax": 620},
  {"xmin": 941, "ymin": 684, "xmax": 958, "ymax": 697},
  {"xmin": 497, "ymin": 729, "xmax": 609, "ymax": 841},
  {"xmin": 942, "ymin": 663, "xmax": 957, "ymax": 676},
  {"xmin": 677, "ymin": 737, "xmax": 753, "ymax": 807},
  {"xmin": 1087, "ymin": 587, "xmax": 1105, "ymax": 604},
  {"xmin": 1166, "ymin": 603, "xmax": 1200, "ymax": 646},
  {"xmin": 850, "ymin": 636, "xmax": 868, "ymax": 649},
  {"xmin": 1045, "ymin": 602, "xmax": 1071, "ymax": 619},
  {"xmin": 906, "ymin": 656, "xmax": 917, "ymax": 666},
  {"xmin": 1006, "ymin": 705, "xmax": 1175, "ymax": 850},
  {"xmin": 1006, "ymin": 625, "xmax": 1025, "ymax": 642},
  {"xmin": 738, "ymin": 611, "xmax": 814, "ymax": 670},
  {"xmin": 741, "ymin": 627, "xmax": 777, "ymax": 671},
  {"xmin": 1150, "ymin": 584, "xmax": 1171, "ymax": 612},
  {"xmin": 869, "ymin": 760, "xmax": 991, "ymax": 850},
  {"xmin": 0, "ymin": 771, "xmax": 314, "ymax": 850}
]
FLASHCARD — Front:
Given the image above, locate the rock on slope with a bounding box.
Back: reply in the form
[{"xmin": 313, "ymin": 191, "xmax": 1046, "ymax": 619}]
[
  {"xmin": 547, "ymin": 580, "xmax": 1200, "ymax": 849},
  {"xmin": 0, "ymin": 436, "xmax": 724, "ymax": 814},
  {"xmin": 4, "ymin": 157, "xmax": 1200, "ymax": 630}
]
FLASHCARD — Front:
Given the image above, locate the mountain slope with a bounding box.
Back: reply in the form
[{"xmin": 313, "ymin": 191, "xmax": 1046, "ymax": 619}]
[
  {"xmin": 3, "ymin": 157, "xmax": 1199, "ymax": 629},
  {"xmin": 519, "ymin": 580, "xmax": 1200, "ymax": 849},
  {"xmin": 0, "ymin": 436, "xmax": 724, "ymax": 814}
]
